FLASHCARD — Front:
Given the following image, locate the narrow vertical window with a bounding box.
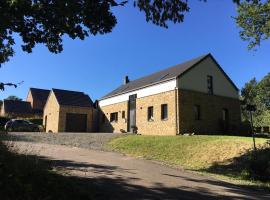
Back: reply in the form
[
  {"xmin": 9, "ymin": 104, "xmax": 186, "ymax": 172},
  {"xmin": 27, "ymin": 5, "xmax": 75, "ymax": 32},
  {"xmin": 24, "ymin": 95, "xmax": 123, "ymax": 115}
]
[
  {"xmin": 222, "ymin": 108, "xmax": 229, "ymax": 122},
  {"xmin": 207, "ymin": 75, "xmax": 213, "ymax": 95},
  {"xmin": 194, "ymin": 105, "xmax": 201, "ymax": 120},
  {"xmin": 147, "ymin": 106, "xmax": 154, "ymax": 121},
  {"xmin": 122, "ymin": 111, "xmax": 125, "ymax": 119},
  {"xmin": 161, "ymin": 104, "xmax": 168, "ymax": 120}
]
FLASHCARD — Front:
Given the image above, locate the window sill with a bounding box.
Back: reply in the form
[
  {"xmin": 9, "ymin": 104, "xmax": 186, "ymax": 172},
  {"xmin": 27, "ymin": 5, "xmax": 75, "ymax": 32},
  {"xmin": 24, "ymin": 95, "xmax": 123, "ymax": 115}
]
[
  {"xmin": 148, "ymin": 119, "xmax": 154, "ymax": 122},
  {"xmin": 161, "ymin": 118, "xmax": 168, "ymax": 121}
]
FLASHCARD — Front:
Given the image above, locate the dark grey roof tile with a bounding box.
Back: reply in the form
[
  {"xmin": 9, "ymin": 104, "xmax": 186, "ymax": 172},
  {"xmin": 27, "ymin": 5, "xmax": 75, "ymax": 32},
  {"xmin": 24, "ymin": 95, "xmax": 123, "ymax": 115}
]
[
  {"xmin": 101, "ymin": 54, "xmax": 209, "ymax": 99},
  {"xmin": 52, "ymin": 89, "xmax": 93, "ymax": 107}
]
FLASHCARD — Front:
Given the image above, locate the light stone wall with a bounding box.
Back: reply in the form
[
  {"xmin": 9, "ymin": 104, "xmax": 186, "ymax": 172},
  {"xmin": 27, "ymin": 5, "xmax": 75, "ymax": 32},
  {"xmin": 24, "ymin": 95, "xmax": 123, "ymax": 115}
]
[
  {"xmin": 99, "ymin": 101, "xmax": 128, "ymax": 133},
  {"xmin": 26, "ymin": 92, "xmax": 34, "ymax": 108},
  {"xmin": 99, "ymin": 90, "xmax": 177, "ymax": 135},
  {"xmin": 136, "ymin": 90, "xmax": 177, "ymax": 135},
  {"xmin": 43, "ymin": 92, "xmax": 60, "ymax": 133},
  {"xmin": 178, "ymin": 56, "xmax": 239, "ymax": 99},
  {"xmin": 58, "ymin": 106, "xmax": 93, "ymax": 132},
  {"xmin": 178, "ymin": 89, "xmax": 241, "ymax": 134}
]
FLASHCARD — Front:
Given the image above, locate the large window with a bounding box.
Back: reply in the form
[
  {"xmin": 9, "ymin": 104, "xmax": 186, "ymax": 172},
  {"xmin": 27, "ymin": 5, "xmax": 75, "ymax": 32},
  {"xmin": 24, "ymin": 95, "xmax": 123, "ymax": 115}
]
[
  {"xmin": 110, "ymin": 112, "xmax": 118, "ymax": 122},
  {"xmin": 194, "ymin": 105, "xmax": 201, "ymax": 120},
  {"xmin": 207, "ymin": 75, "xmax": 213, "ymax": 95},
  {"xmin": 161, "ymin": 104, "xmax": 168, "ymax": 120},
  {"xmin": 147, "ymin": 106, "xmax": 154, "ymax": 121}
]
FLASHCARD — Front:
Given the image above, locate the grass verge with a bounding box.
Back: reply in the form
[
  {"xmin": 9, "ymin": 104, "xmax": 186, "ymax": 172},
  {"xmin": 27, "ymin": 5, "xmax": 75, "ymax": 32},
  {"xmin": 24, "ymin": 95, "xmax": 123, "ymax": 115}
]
[
  {"xmin": 0, "ymin": 140, "xmax": 97, "ymax": 200},
  {"xmin": 108, "ymin": 135, "xmax": 270, "ymax": 189}
]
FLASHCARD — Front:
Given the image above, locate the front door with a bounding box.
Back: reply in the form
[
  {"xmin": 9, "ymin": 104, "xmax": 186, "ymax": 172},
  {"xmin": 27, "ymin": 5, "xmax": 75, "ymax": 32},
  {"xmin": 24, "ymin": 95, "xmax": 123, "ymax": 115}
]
[{"xmin": 128, "ymin": 94, "xmax": 137, "ymax": 133}]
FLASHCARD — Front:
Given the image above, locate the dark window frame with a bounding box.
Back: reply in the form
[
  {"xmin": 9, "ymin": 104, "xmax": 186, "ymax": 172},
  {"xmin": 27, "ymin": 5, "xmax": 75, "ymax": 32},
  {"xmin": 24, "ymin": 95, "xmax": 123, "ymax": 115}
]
[
  {"xmin": 110, "ymin": 112, "xmax": 118, "ymax": 123},
  {"xmin": 194, "ymin": 105, "xmax": 201, "ymax": 120},
  {"xmin": 207, "ymin": 75, "xmax": 213, "ymax": 95},
  {"xmin": 122, "ymin": 111, "xmax": 125, "ymax": 119},
  {"xmin": 222, "ymin": 108, "xmax": 229, "ymax": 122},
  {"xmin": 161, "ymin": 104, "xmax": 168, "ymax": 120},
  {"xmin": 147, "ymin": 106, "xmax": 154, "ymax": 121}
]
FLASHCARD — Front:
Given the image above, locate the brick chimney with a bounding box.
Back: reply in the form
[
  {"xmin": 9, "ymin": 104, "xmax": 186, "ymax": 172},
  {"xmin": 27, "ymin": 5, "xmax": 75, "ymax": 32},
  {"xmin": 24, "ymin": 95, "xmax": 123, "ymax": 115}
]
[{"xmin": 124, "ymin": 76, "xmax": 130, "ymax": 85}]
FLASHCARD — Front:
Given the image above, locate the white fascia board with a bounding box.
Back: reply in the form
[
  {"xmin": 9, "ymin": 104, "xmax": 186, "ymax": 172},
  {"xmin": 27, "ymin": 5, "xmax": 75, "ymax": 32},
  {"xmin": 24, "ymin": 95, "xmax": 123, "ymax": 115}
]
[{"xmin": 99, "ymin": 79, "xmax": 177, "ymax": 107}]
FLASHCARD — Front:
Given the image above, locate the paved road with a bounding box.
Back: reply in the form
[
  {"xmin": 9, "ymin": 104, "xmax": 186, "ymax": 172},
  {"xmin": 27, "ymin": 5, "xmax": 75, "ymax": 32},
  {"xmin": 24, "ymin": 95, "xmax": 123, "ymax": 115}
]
[{"xmin": 10, "ymin": 141, "xmax": 269, "ymax": 200}]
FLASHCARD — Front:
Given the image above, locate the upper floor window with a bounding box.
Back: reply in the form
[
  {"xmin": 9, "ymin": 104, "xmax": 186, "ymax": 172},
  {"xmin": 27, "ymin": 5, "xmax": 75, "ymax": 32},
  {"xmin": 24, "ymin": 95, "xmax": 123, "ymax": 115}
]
[
  {"xmin": 207, "ymin": 75, "xmax": 213, "ymax": 95},
  {"xmin": 194, "ymin": 105, "xmax": 201, "ymax": 120},
  {"xmin": 161, "ymin": 104, "xmax": 168, "ymax": 120},
  {"xmin": 122, "ymin": 111, "xmax": 125, "ymax": 119},
  {"xmin": 110, "ymin": 112, "xmax": 118, "ymax": 123},
  {"xmin": 147, "ymin": 106, "xmax": 154, "ymax": 121}
]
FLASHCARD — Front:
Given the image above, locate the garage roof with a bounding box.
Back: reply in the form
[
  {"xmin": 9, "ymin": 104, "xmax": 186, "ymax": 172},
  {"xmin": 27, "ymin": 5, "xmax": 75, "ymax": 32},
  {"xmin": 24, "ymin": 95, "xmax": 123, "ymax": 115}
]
[
  {"xmin": 52, "ymin": 89, "xmax": 93, "ymax": 107},
  {"xmin": 29, "ymin": 88, "xmax": 50, "ymax": 102}
]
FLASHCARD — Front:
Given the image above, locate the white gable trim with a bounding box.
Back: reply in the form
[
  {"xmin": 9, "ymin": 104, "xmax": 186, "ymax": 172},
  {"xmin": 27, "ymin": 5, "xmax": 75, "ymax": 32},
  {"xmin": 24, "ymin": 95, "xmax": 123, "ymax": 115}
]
[{"xmin": 99, "ymin": 79, "xmax": 177, "ymax": 107}]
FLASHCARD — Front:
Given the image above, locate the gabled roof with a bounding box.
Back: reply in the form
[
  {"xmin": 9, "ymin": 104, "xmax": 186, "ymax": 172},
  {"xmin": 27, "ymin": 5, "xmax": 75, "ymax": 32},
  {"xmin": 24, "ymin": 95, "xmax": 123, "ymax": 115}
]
[
  {"xmin": 29, "ymin": 88, "xmax": 50, "ymax": 102},
  {"xmin": 52, "ymin": 89, "xmax": 93, "ymax": 107},
  {"xmin": 100, "ymin": 53, "xmax": 238, "ymax": 100},
  {"xmin": 3, "ymin": 100, "xmax": 32, "ymax": 114}
]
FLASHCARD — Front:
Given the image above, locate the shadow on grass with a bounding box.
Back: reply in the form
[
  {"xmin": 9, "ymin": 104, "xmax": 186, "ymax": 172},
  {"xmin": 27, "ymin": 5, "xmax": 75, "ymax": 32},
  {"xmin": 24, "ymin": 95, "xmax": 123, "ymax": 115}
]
[{"xmin": 197, "ymin": 146, "xmax": 270, "ymax": 190}]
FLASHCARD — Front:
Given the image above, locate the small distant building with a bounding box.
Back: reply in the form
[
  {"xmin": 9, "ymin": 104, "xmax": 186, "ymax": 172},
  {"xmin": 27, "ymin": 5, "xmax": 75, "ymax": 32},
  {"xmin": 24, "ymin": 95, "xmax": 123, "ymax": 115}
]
[
  {"xmin": 26, "ymin": 88, "xmax": 50, "ymax": 115},
  {"xmin": 0, "ymin": 100, "xmax": 33, "ymax": 118},
  {"xmin": 43, "ymin": 89, "xmax": 94, "ymax": 133}
]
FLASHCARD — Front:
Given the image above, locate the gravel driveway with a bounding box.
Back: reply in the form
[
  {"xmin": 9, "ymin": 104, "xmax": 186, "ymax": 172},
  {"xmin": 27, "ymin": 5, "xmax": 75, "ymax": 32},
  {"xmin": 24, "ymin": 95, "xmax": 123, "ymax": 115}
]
[{"xmin": 2, "ymin": 132, "xmax": 126, "ymax": 151}]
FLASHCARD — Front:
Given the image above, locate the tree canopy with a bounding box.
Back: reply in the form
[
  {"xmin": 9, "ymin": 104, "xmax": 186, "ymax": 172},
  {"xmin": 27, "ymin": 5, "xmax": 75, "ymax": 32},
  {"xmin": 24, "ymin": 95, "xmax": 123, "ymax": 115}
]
[
  {"xmin": 241, "ymin": 73, "xmax": 270, "ymax": 126},
  {"xmin": 5, "ymin": 95, "xmax": 22, "ymax": 101},
  {"xmin": 235, "ymin": 0, "xmax": 270, "ymax": 49},
  {"xmin": 0, "ymin": 0, "xmax": 268, "ymax": 66},
  {"xmin": 0, "ymin": 0, "xmax": 269, "ymax": 91}
]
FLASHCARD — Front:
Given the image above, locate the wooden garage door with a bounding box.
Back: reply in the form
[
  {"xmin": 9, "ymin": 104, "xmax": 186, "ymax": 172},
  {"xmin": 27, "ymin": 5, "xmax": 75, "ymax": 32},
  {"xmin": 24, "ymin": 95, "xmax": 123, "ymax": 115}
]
[{"xmin": 65, "ymin": 113, "xmax": 87, "ymax": 132}]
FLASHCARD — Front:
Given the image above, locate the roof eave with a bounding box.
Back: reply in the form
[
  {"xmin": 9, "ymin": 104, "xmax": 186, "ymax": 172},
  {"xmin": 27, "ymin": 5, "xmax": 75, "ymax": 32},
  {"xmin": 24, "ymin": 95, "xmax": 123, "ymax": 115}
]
[{"xmin": 99, "ymin": 77, "xmax": 177, "ymax": 101}]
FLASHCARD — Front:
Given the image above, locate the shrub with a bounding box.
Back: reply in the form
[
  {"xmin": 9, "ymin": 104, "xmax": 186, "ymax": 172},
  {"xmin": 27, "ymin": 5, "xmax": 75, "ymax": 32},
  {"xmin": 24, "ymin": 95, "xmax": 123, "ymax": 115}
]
[{"xmin": 248, "ymin": 146, "xmax": 270, "ymax": 182}]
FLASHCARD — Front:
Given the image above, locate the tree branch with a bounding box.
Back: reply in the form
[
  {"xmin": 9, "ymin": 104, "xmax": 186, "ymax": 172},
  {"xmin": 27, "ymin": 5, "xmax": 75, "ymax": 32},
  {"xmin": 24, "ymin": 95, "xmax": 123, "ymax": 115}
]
[{"xmin": 0, "ymin": 81, "xmax": 24, "ymax": 91}]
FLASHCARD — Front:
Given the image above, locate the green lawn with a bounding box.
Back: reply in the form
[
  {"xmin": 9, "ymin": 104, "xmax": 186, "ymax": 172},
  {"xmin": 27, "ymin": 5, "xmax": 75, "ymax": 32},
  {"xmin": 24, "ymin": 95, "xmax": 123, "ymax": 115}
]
[{"xmin": 108, "ymin": 135, "xmax": 270, "ymax": 188}]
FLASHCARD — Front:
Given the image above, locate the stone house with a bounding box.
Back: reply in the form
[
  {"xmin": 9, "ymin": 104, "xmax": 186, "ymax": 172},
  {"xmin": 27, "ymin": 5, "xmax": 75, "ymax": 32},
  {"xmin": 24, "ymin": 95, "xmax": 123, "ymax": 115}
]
[
  {"xmin": 98, "ymin": 54, "xmax": 241, "ymax": 135},
  {"xmin": 0, "ymin": 100, "xmax": 33, "ymax": 118},
  {"xmin": 43, "ymin": 89, "xmax": 94, "ymax": 133},
  {"xmin": 26, "ymin": 88, "xmax": 50, "ymax": 116}
]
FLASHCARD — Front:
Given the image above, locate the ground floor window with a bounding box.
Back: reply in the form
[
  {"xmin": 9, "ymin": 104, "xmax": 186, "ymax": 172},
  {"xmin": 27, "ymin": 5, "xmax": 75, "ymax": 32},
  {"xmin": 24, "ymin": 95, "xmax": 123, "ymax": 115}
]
[
  {"xmin": 222, "ymin": 108, "xmax": 229, "ymax": 122},
  {"xmin": 147, "ymin": 106, "xmax": 154, "ymax": 121},
  {"xmin": 161, "ymin": 104, "xmax": 168, "ymax": 120},
  {"xmin": 194, "ymin": 105, "xmax": 201, "ymax": 120},
  {"xmin": 110, "ymin": 112, "xmax": 118, "ymax": 122}
]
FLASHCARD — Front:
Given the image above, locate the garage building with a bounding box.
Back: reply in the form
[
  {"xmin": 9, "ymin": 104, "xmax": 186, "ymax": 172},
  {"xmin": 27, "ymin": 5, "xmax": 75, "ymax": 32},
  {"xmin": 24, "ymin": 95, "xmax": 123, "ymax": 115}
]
[{"xmin": 43, "ymin": 89, "xmax": 94, "ymax": 133}]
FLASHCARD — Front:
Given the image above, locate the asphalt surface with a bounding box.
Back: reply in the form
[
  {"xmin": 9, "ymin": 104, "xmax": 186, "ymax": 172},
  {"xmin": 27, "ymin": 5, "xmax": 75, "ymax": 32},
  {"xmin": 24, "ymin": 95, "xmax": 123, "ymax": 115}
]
[{"xmin": 9, "ymin": 139, "xmax": 270, "ymax": 200}]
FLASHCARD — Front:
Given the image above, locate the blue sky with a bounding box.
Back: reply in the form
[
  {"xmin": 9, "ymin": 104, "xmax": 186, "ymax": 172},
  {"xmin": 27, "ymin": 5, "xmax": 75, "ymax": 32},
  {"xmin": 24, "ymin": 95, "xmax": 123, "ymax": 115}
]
[{"xmin": 1, "ymin": 0, "xmax": 270, "ymax": 101}]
